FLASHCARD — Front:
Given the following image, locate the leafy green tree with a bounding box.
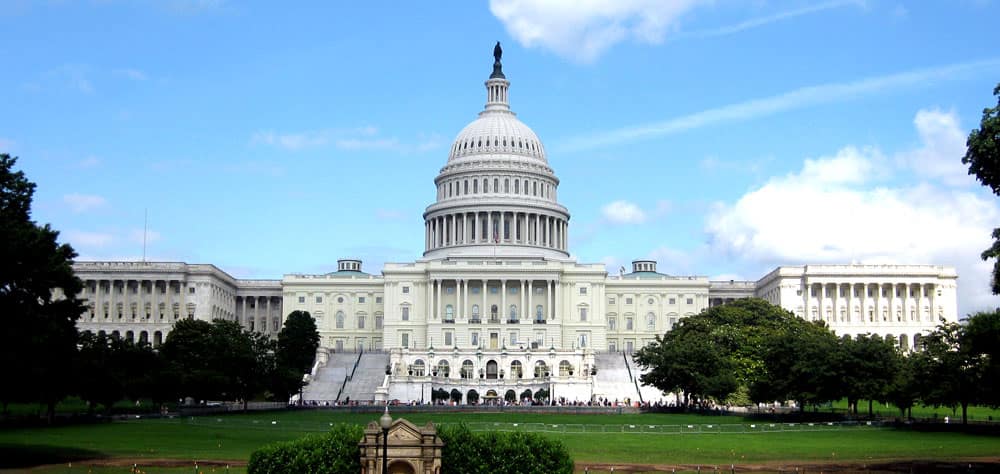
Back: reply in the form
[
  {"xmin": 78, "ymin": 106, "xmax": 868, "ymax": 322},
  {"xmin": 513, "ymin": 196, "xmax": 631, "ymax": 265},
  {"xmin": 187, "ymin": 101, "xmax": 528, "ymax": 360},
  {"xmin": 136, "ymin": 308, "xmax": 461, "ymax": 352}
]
[
  {"xmin": 885, "ymin": 352, "xmax": 921, "ymax": 418},
  {"xmin": 271, "ymin": 311, "xmax": 319, "ymax": 401},
  {"xmin": 838, "ymin": 334, "xmax": 899, "ymax": 416},
  {"xmin": 912, "ymin": 320, "xmax": 983, "ymax": 424},
  {"xmin": 75, "ymin": 331, "xmax": 125, "ymax": 413},
  {"xmin": 962, "ymin": 310, "xmax": 1000, "ymax": 408},
  {"xmin": 750, "ymin": 317, "xmax": 844, "ymax": 411},
  {"xmin": 634, "ymin": 325, "xmax": 737, "ymax": 407},
  {"xmin": 962, "ymin": 83, "xmax": 1000, "ymax": 293},
  {"xmin": 0, "ymin": 154, "xmax": 85, "ymax": 421}
]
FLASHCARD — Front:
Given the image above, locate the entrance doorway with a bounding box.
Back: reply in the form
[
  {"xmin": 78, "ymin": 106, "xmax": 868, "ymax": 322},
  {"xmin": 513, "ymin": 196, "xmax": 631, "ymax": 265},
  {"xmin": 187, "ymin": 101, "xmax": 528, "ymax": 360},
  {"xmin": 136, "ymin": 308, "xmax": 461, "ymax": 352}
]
[{"xmin": 388, "ymin": 460, "xmax": 415, "ymax": 474}]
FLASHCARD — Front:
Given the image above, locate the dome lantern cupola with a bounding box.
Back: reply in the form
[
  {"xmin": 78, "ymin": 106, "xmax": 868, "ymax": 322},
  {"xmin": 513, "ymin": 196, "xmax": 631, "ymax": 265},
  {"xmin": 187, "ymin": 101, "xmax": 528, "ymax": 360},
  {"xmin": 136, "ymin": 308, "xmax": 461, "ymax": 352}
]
[{"xmin": 422, "ymin": 43, "xmax": 571, "ymax": 260}]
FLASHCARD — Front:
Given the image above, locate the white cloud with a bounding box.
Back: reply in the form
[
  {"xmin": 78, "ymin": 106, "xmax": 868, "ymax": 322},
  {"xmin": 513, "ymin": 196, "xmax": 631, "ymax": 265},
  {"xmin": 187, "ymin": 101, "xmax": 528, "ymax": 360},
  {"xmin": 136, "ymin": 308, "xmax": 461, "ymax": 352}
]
[
  {"xmin": 375, "ymin": 208, "xmax": 406, "ymax": 220},
  {"xmin": 602, "ymin": 200, "xmax": 647, "ymax": 224},
  {"xmin": 250, "ymin": 126, "xmax": 438, "ymax": 153},
  {"xmin": 705, "ymin": 111, "xmax": 1000, "ymax": 315},
  {"xmin": 559, "ymin": 57, "xmax": 1000, "ymax": 151},
  {"xmin": 65, "ymin": 230, "xmax": 114, "ymax": 248},
  {"xmin": 75, "ymin": 155, "xmax": 102, "ymax": 168},
  {"xmin": 114, "ymin": 68, "xmax": 148, "ymax": 81},
  {"xmin": 63, "ymin": 193, "xmax": 107, "ymax": 213},
  {"xmin": 490, "ymin": 0, "xmax": 704, "ymax": 62},
  {"xmin": 896, "ymin": 109, "xmax": 972, "ymax": 187},
  {"xmin": 682, "ymin": 0, "xmax": 864, "ymax": 39}
]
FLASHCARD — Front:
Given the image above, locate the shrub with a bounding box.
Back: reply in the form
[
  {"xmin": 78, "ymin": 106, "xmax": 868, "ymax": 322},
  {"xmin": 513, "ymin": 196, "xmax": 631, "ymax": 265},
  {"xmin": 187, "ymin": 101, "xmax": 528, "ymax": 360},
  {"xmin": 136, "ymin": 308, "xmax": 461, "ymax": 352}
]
[
  {"xmin": 247, "ymin": 424, "xmax": 362, "ymax": 474},
  {"xmin": 438, "ymin": 424, "xmax": 574, "ymax": 474}
]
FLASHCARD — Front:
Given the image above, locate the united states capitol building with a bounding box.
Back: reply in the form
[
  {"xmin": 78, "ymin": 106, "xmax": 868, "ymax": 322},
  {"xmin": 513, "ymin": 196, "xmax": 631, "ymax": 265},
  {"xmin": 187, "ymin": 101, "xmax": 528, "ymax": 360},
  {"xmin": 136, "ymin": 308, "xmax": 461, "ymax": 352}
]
[{"xmin": 71, "ymin": 46, "xmax": 958, "ymax": 404}]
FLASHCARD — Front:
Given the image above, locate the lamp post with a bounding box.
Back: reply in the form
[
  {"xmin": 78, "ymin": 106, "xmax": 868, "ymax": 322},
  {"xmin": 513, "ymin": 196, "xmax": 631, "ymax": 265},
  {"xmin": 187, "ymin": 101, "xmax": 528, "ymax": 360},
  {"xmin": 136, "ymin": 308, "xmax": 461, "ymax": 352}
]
[{"xmin": 379, "ymin": 406, "xmax": 392, "ymax": 474}]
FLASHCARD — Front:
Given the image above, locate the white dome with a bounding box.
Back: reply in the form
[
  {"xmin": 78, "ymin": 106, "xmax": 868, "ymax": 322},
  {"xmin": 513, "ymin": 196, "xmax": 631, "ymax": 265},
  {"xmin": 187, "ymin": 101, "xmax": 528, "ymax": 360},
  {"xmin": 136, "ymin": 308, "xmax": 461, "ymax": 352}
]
[{"xmin": 448, "ymin": 110, "xmax": 547, "ymax": 163}]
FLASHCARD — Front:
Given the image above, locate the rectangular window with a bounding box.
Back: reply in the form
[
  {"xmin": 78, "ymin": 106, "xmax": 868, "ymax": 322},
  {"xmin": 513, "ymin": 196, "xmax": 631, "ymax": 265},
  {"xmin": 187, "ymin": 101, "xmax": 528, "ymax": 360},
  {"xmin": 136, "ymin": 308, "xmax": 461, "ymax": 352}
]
[
  {"xmin": 625, "ymin": 340, "xmax": 634, "ymax": 353},
  {"xmin": 315, "ymin": 296, "xmax": 322, "ymax": 303},
  {"xmin": 580, "ymin": 307, "xmax": 588, "ymax": 321},
  {"xmin": 668, "ymin": 298, "xmax": 676, "ymax": 305},
  {"xmin": 490, "ymin": 286, "xmax": 498, "ymax": 294},
  {"xmin": 375, "ymin": 315, "xmax": 384, "ymax": 329},
  {"xmin": 447, "ymin": 287, "xmax": 455, "ymax": 294},
  {"xmin": 376, "ymin": 296, "xmax": 383, "ymax": 304},
  {"xmin": 608, "ymin": 317, "xmax": 616, "ymax": 330},
  {"xmin": 298, "ymin": 296, "xmax": 305, "ymax": 303},
  {"xmin": 579, "ymin": 287, "xmax": 587, "ymax": 295},
  {"xmin": 401, "ymin": 333, "xmax": 409, "ymax": 348},
  {"xmin": 535, "ymin": 287, "xmax": 543, "ymax": 294},
  {"xmin": 445, "ymin": 331, "xmax": 453, "ymax": 346},
  {"xmin": 472, "ymin": 287, "xmax": 480, "ymax": 294},
  {"xmin": 686, "ymin": 298, "xmax": 693, "ymax": 305},
  {"xmin": 625, "ymin": 297, "xmax": 633, "ymax": 305},
  {"xmin": 578, "ymin": 333, "xmax": 588, "ymax": 349},
  {"xmin": 357, "ymin": 315, "xmax": 366, "ymax": 329},
  {"xmin": 359, "ymin": 296, "xmax": 366, "ymax": 303},
  {"xmin": 510, "ymin": 287, "xmax": 518, "ymax": 294},
  {"xmin": 509, "ymin": 331, "xmax": 518, "ymax": 345},
  {"xmin": 608, "ymin": 297, "xmax": 616, "ymax": 305},
  {"xmin": 402, "ymin": 286, "xmax": 410, "ymax": 294},
  {"xmin": 471, "ymin": 332, "xmax": 479, "ymax": 347},
  {"xmin": 189, "ymin": 287, "xmax": 195, "ymax": 294},
  {"xmin": 608, "ymin": 341, "xmax": 617, "ymax": 352},
  {"xmin": 626, "ymin": 317, "xmax": 633, "ymax": 330},
  {"xmin": 402, "ymin": 307, "xmax": 410, "ymax": 321}
]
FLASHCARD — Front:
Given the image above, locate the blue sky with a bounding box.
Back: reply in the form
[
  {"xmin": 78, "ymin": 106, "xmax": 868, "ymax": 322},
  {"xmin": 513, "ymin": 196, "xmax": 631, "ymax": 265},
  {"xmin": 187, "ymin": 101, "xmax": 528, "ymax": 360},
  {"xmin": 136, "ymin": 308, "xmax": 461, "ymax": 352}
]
[{"xmin": 3, "ymin": 0, "xmax": 999, "ymax": 315}]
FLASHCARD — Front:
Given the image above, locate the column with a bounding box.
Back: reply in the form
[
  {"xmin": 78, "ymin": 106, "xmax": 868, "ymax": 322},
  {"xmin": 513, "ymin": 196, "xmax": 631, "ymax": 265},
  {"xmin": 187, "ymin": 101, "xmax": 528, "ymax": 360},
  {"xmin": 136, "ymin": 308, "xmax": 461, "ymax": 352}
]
[
  {"xmin": 436, "ymin": 279, "xmax": 442, "ymax": 320},
  {"xmin": 501, "ymin": 280, "xmax": 507, "ymax": 321},
  {"xmin": 929, "ymin": 283, "xmax": 936, "ymax": 322},
  {"xmin": 554, "ymin": 280, "xmax": 559, "ymax": 321},
  {"xmin": 545, "ymin": 280, "xmax": 556, "ymax": 320},
  {"xmin": 487, "ymin": 212, "xmax": 493, "ymax": 243},
  {"xmin": 457, "ymin": 279, "xmax": 463, "ymax": 319},
  {"xmin": 528, "ymin": 280, "xmax": 533, "ymax": 321},
  {"xmin": 463, "ymin": 278, "xmax": 469, "ymax": 320},
  {"xmin": 425, "ymin": 281, "xmax": 433, "ymax": 321},
  {"xmin": 482, "ymin": 278, "xmax": 487, "ymax": 321},
  {"xmin": 474, "ymin": 212, "xmax": 479, "ymax": 242}
]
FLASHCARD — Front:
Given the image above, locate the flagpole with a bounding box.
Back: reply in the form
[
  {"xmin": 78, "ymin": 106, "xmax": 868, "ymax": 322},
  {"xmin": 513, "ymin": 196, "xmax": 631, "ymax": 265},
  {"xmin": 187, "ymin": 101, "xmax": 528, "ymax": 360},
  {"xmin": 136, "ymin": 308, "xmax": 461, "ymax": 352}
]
[{"xmin": 142, "ymin": 208, "xmax": 148, "ymax": 263}]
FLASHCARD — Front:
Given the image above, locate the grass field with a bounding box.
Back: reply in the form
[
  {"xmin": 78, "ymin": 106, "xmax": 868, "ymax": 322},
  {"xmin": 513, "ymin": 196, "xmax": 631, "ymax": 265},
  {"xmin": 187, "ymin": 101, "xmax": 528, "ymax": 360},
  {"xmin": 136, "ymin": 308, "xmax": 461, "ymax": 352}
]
[{"xmin": 3, "ymin": 410, "xmax": 999, "ymax": 473}]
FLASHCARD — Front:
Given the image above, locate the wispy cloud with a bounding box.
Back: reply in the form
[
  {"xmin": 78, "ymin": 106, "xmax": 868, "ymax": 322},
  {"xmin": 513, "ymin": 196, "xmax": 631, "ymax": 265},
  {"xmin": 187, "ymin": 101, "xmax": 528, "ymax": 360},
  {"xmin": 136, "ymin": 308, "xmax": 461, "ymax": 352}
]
[
  {"xmin": 113, "ymin": 68, "xmax": 148, "ymax": 81},
  {"xmin": 65, "ymin": 230, "xmax": 114, "ymax": 248},
  {"xmin": 63, "ymin": 193, "xmax": 108, "ymax": 213},
  {"xmin": 601, "ymin": 200, "xmax": 648, "ymax": 224},
  {"xmin": 559, "ymin": 57, "xmax": 1000, "ymax": 151},
  {"xmin": 681, "ymin": 0, "xmax": 865, "ymax": 39},
  {"xmin": 250, "ymin": 126, "xmax": 442, "ymax": 153}
]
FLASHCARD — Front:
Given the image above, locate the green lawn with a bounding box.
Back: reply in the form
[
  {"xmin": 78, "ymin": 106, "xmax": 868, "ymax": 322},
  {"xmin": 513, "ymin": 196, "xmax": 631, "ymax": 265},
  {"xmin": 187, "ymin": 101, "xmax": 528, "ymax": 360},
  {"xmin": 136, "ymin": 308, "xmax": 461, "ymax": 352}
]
[
  {"xmin": 2, "ymin": 410, "xmax": 999, "ymax": 471},
  {"xmin": 826, "ymin": 399, "xmax": 1000, "ymax": 420}
]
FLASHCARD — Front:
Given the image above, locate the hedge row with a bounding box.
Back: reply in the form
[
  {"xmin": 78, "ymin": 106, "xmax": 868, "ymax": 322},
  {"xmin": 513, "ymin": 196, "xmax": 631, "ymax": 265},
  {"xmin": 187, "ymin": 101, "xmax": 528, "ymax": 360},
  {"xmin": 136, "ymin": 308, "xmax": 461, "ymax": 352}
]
[
  {"xmin": 247, "ymin": 423, "xmax": 573, "ymax": 474},
  {"xmin": 247, "ymin": 424, "xmax": 363, "ymax": 474}
]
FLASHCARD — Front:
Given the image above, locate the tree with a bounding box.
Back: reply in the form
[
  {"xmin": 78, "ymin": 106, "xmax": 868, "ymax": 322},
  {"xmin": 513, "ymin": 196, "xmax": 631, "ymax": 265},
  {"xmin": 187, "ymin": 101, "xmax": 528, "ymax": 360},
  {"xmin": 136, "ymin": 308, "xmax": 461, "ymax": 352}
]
[
  {"xmin": 75, "ymin": 331, "xmax": 125, "ymax": 413},
  {"xmin": 962, "ymin": 83, "xmax": 1000, "ymax": 293},
  {"xmin": 838, "ymin": 334, "xmax": 899, "ymax": 416},
  {"xmin": 885, "ymin": 352, "xmax": 921, "ymax": 418},
  {"xmin": 0, "ymin": 154, "xmax": 85, "ymax": 421},
  {"xmin": 962, "ymin": 310, "xmax": 1000, "ymax": 408},
  {"xmin": 272, "ymin": 311, "xmax": 319, "ymax": 401},
  {"xmin": 751, "ymin": 319, "xmax": 843, "ymax": 411},
  {"xmin": 635, "ymin": 298, "xmax": 803, "ymax": 407},
  {"xmin": 913, "ymin": 320, "xmax": 983, "ymax": 424}
]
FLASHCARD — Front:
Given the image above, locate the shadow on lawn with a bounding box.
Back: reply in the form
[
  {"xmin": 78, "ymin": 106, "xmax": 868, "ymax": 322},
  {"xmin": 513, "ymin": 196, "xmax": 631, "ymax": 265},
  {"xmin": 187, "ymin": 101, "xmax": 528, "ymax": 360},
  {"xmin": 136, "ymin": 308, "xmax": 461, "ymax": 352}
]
[{"xmin": 0, "ymin": 444, "xmax": 107, "ymax": 468}]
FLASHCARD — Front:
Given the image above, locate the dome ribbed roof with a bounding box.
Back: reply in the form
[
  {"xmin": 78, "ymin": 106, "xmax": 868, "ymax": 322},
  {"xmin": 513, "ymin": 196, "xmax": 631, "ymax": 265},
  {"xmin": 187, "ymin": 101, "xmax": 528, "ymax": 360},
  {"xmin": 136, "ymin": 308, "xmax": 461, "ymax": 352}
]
[{"xmin": 448, "ymin": 111, "xmax": 547, "ymax": 163}]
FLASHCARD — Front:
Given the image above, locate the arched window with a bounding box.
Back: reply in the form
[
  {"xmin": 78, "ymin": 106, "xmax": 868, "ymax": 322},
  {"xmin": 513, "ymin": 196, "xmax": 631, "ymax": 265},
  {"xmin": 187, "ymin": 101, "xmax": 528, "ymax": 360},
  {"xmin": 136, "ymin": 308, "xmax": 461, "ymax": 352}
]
[
  {"xmin": 336, "ymin": 310, "xmax": 345, "ymax": 329},
  {"xmin": 472, "ymin": 304, "xmax": 480, "ymax": 319},
  {"xmin": 646, "ymin": 312, "xmax": 656, "ymax": 330},
  {"xmin": 559, "ymin": 360, "xmax": 573, "ymax": 376},
  {"xmin": 514, "ymin": 180, "xmax": 519, "ymax": 194},
  {"xmin": 535, "ymin": 305, "xmax": 544, "ymax": 321},
  {"xmin": 464, "ymin": 180, "xmax": 468, "ymax": 194},
  {"xmin": 490, "ymin": 304, "xmax": 498, "ymax": 319},
  {"xmin": 437, "ymin": 360, "xmax": 450, "ymax": 377},
  {"xmin": 126, "ymin": 330, "xmax": 134, "ymax": 342},
  {"xmin": 473, "ymin": 180, "xmax": 478, "ymax": 193},
  {"xmin": 461, "ymin": 360, "xmax": 475, "ymax": 379},
  {"xmin": 494, "ymin": 178, "xmax": 499, "ymax": 192},
  {"xmin": 504, "ymin": 179, "xmax": 509, "ymax": 193},
  {"xmin": 510, "ymin": 360, "xmax": 523, "ymax": 378},
  {"xmin": 411, "ymin": 359, "xmax": 425, "ymax": 376},
  {"xmin": 534, "ymin": 361, "xmax": 549, "ymax": 377},
  {"xmin": 445, "ymin": 304, "xmax": 454, "ymax": 321},
  {"xmin": 509, "ymin": 304, "xmax": 518, "ymax": 321}
]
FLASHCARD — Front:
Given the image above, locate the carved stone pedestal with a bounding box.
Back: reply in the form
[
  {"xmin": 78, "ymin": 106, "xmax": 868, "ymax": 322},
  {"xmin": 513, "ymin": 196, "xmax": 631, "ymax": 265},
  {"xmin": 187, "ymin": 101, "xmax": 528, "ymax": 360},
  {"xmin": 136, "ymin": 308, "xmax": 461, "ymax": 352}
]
[{"xmin": 359, "ymin": 418, "xmax": 443, "ymax": 474}]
